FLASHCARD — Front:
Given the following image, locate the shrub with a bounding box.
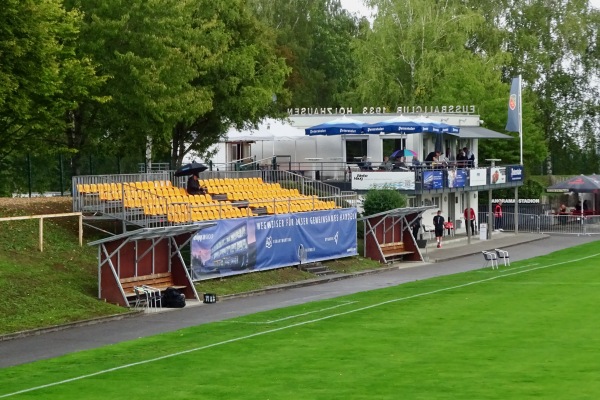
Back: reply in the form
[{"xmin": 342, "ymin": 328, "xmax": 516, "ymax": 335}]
[{"xmin": 362, "ymin": 186, "xmax": 407, "ymax": 217}]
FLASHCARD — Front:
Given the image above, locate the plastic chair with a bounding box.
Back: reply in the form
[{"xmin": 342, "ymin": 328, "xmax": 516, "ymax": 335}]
[
  {"xmin": 444, "ymin": 221, "xmax": 455, "ymax": 237},
  {"xmin": 495, "ymin": 249, "xmax": 510, "ymax": 266},
  {"xmin": 133, "ymin": 286, "xmax": 149, "ymax": 309},
  {"xmin": 142, "ymin": 285, "xmax": 162, "ymax": 311},
  {"xmin": 422, "ymin": 225, "xmax": 434, "ymax": 240},
  {"xmin": 482, "ymin": 251, "xmax": 498, "ymax": 269}
]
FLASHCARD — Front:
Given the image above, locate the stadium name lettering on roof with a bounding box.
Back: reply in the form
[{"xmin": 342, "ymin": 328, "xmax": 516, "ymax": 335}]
[{"xmin": 287, "ymin": 105, "xmax": 476, "ymax": 116}]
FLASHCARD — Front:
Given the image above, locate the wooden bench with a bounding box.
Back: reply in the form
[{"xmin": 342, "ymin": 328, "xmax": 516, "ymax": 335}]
[
  {"xmin": 380, "ymin": 242, "xmax": 414, "ymax": 258},
  {"xmin": 120, "ymin": 272, "xmax": 186, "ymax": 299}
]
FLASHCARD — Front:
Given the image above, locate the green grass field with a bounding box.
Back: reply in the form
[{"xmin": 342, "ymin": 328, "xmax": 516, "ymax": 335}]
[{"xmin": 2, "ymin": 242, "xmax": 600, "ymax": 399}]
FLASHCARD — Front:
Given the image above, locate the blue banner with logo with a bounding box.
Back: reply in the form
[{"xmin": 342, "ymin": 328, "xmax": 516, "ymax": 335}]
[
  {"xmin": 423, "ymin": 170, "xmax": 443, "ymax": 189},
  {"xmin": 506, "ymin": 76, "xmax": 521, "ymax": 132},
  {"xmin": 507, "ymin": 165, "xmax": 524, "ymax": 182},
  {"xmin": 190, "ymin": 208, "xmax": 358, "ymax": 280},
  {"xmin": 447, "ymin": 169, "xmax": 467, "ymax": 188}
]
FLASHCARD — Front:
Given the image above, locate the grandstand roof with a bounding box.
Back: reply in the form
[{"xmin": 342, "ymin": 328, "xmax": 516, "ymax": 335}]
[
  {"xmin": 357, "ymin": 206, "xmax": 437, "ymax": 221},
  {"xmin": 88, "ymin": 223, "xmax": 215, "ymax": 246}
]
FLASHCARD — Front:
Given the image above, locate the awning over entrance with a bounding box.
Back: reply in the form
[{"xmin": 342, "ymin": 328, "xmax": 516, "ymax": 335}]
[{"xmin": 458, "ymin": 127, "xmax": 513, "ymax": 139}]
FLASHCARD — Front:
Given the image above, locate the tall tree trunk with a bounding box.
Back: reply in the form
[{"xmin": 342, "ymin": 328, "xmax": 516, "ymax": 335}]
[{"xmin": 66, "ymin": 109, "xmax": 86, "ymax": 176}]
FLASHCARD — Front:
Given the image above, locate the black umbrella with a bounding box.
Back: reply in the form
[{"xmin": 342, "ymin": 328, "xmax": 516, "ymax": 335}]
[
  {"xmin": 174, "ymin": 162, "xmax": 208, "ymax": 177},
  {"xmin": 546, "ymin": 175, "xmax": 600, "ymax": 193}
]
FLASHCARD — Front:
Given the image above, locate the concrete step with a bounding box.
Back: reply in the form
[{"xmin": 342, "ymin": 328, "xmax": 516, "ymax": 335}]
[{"xmin": 299, "ymin": 262, "xmax": 335, "ymax": 276}]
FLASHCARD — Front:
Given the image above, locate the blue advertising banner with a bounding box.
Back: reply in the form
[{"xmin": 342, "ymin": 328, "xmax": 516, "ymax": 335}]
[
  {"xmin": 447, "ymin": 169, "xmax": 467, "ymax": 188},
  {"xmin": 191, "ymin": 208, "xmax": 358, "ymax": 280},
  {"xmin": 507, "ymin": 166, "xmax": 524, "ymax": 182},
  {"xmin": 423, "ymin": 170, "xmax": 443, "ymax": 189}
]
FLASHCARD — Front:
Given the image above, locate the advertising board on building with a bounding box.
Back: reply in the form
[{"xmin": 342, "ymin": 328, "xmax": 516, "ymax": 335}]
[
  {"xmin": 507, "ymin": 166, "xmax": 524, "ymax": 182},
  {"xmin": 423, "ymin": 170, "xmax": 444, "ymax": 189},
  {"xmin": 447, "ymin": 169, "xmax": 467, "ymax": 188},
  {"xmin": 469, "ymin": 168, "xmax": 488, "ymax": 186},
  {"xmin": 351, "ymin": 171, "xmax": 415, "ymax": 190},
  {"xmin": 490, "ymin": 167, "xmax": 507, "ymax": 184}
]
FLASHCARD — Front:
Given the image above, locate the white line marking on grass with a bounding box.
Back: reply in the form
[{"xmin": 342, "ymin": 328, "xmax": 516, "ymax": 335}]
[
  {"xmin": 2, "ymin": 252, "xmax": 598, "ymax": 398},
  {"xmin": 230, "ymin": 301, "xmax": 359, "ymax": 324}
]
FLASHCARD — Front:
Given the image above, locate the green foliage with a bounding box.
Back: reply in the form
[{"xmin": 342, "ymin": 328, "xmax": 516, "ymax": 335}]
[
  {"xmin": 63, "ymin": 0, "xmax": 209, "ymax": 175},
  {"xmin": 2, "ymin": 0, "xmax": 600, "ymax": 180},
  {"xmin": 362, "ymin": 187, "xmax": 407, "ymax": 217},
  {"xmin": 518, "ymin": 178, "xmax": 546, "ymax": 199},
  {"xmin": 250, "ymin": 0, "xmax": 359, "ymax": 107},
  {"xmin": 467, "ymin": 0, "xmax": 600, "ymax": 174},
  {"xmin": 354, "ymin": 0, "xmax": 485, "ymax": 105},
  {"xmin": 0, "ymin": 0, "xmax": 100, "ymax": 163},
  {"xmin": 171, "ymin": 0, "xmax": 292, "ymax": 166}
]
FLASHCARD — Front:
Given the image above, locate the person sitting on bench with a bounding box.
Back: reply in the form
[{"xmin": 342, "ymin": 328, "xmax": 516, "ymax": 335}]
[
  {"xmin": 187, "ymin": 174, "xmax": 206, "ymax": 195},
  {"xmin": 358, "ymin": 156, "xmax": 372, "ymax": 171}
]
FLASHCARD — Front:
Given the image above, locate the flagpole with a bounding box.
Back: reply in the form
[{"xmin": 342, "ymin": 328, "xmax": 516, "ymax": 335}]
[{"xmin": 518, "ymin": 74, "xmax": 523, "ymax": 166}]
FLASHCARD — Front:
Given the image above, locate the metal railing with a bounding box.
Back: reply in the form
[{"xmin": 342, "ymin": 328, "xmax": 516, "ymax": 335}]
[{"xmin": 473, "ymin": 212, "xmax": 599, "ymax": 235}]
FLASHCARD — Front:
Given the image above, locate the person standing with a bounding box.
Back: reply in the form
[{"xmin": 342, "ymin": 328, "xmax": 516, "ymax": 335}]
[
  {"xmin": 494, "ymin": 201, "xmax": 503, "ymax": 231},
  {"xmin": 411, "ymin": 216, "xmax": 422, "ymax": 240},
  {"xmin": 433, "ymin": 210, "xmax": 445, "ymax": 248},
  {"xmin": 464, "ymin": 207, "xmax": 476, "ymax": 235},
  {"xmin": 463, "ymin": 147, "xmax": 475, "ymax": 167}
]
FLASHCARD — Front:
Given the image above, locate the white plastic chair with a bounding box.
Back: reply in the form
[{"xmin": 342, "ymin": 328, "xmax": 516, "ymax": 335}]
[
  {"xmin": 482, "ymin": 251, "xmax": 498, "ymax": 269},
  {"xmin": 133, "ymin": 286, "xmax": 149, "ymax": 309},
  {"xmin": 142, "ymin": 285, "xmax": 162, "ymax": 311},
  {"xmin": 495, "ymin": 249, "xmax": 510, "ymax": 266},
  {"xmin": 422, "ymin": 225, "xmax": 434, "ymax": 240}
]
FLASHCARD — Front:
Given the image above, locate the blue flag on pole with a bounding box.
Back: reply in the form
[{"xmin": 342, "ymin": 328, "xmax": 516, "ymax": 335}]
[{"xmin": 506, "ymin": 77, "xmax": 520, "ymax": 132}]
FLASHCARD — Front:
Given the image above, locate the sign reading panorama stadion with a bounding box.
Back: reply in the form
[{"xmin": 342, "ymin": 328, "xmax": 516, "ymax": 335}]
[
  {"xmin": 351, "ymin": 171, "xmax": 416, "ymax": 190},
  {"xmin": 190, "ymin": 209, "xmax": 357, "ymax": 280}
]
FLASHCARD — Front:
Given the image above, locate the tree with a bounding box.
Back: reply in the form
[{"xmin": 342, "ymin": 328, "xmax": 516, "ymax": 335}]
[
  {"xmin": 249, "ymin": 0, "xmax": 360, "ymax": 107},
  {"xmin": 350, "ymin": 0, "xmax": 551, "ymax": 170},
  {"xmin": 169, "ymin": 0, "xmax": 291, "ymax": 166},
  {"xmin": 468, "ymin": 0, "xmax": 600, "ymax": 174},
  {"xmin": 353, "ymin": 0, "xmax": 484, "ymax": 106},
  {"xmin": 63, "ymin": 0, "xmax": 210, "ymax": 175},
  {"xmin": 0, "ymin": 0, "xmax": 99, "ymax": 164}
]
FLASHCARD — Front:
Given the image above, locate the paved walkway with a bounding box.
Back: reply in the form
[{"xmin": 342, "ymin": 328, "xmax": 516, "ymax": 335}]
[{"xmin": 1, "ymin": 232, "xmax": 597, "ymax": 368}]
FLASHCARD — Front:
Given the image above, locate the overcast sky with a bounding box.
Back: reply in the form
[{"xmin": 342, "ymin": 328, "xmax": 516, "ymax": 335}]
[{"xmin": 340, "ymin": 0, "xmax": 600, "ymax": 17}]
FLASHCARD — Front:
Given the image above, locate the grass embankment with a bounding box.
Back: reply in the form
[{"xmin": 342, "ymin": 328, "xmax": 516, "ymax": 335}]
[
  {"xmin": 0, "ymin": 199, "xmax": 126, "ymax": 334},
  {"xmin": 0, "ymin": 198, "xmax": 379, "ymax": 335}
]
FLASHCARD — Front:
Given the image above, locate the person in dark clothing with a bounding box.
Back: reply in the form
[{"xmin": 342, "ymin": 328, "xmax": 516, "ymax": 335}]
[
  {"xmin": 456, "ymin": 150, "xmax": 467, "ymax": 167},
  {"xmin": 463, "ymin": 147, "xmax": 475, "ymax": 167},
  {"xmin": 424, "ymin": 150, "xmax": 440, "ymax": 165},
  {"xmin": 393, "ymin": 156, "xmax": 408, "ymax": 170},
  {"xmin": 411, "ymin": 217, "xmax": 422, "ymax": 239},
  {"xmin": 186, "ymin": 174, "xmax": 205, "ymax": 195},
  {"xmin": 433, "ymin": 210, "xmax": 445, "ymax": 248}
]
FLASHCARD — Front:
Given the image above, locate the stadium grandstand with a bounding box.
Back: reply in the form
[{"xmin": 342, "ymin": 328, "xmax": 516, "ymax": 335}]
[{"xmin": 73, "ymin": 169, "xmax": 356, "ymax": 232}]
